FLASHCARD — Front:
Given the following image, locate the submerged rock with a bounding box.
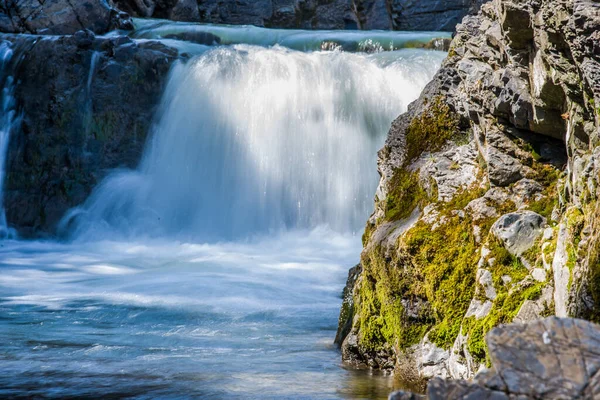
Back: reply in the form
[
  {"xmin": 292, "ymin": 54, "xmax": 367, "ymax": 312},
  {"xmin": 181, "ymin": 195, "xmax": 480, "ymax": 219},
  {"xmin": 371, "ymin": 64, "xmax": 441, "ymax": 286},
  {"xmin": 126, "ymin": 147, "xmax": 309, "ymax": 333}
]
[{"xmin": 162, "ymin": 31, "xmax": 221, "ymax": 45}]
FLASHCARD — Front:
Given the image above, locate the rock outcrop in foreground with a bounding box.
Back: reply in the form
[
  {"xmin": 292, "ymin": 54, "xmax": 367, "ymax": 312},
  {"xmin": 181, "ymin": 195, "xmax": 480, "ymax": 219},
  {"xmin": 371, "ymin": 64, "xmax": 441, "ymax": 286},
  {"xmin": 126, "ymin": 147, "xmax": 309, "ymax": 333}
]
[
  {"xmin": 338, "ymin": 0, "xmax": 600, "ymax": 382},
  {"xmin": 390, "ymin": 317, "xmax": 600, "ymax": 399}
]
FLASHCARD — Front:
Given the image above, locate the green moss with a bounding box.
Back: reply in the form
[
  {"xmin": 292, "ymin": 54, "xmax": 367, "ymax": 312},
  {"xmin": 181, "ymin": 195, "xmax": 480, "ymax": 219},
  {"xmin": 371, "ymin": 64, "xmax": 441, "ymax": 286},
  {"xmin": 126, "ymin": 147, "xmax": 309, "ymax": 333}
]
[
  {"xmin": 462, "ymin": 236, "xmax": 549, "ymax": 364},
  {"xmin": 362, "ymin": 223, "xmax": 375, "ymax": 247},
  {"xmin": 521, "ymin": 237, "xmax": 544, "ymax": 269},
  {"xmin": 403, "ymin": 189, "xmax": 484, "ymax": 349},
  {"xmin": 356, "ymin": 246, "xmax": 433, "ymax": 351},
  {"xmin": 356, "ymin": 187, "xmax": 489, "ymax": 353},
  {"xmin": 588, "ymin": 239, "xmax": 600, "ymax": 322},
  {"xmin": 529, "ymin": 196, "xmax": 557, "ymax": 219},
  {"xmin": 404, "ymin": 96, "xmax": 460, "ymax": 163},
  {"xmin": 384, "ymin": 168, "xmax": 428, "ymax": 222},
  {"xmin": 527, "ymin": 163, "xmax": 562, "ymax": 220},
  {"xmin": 566, "ymin": 207, "xmax": 585, "ymax": 244},
  {"xmin": 464, "ymin": 280, "xmax": 546, "ymax": 364}
]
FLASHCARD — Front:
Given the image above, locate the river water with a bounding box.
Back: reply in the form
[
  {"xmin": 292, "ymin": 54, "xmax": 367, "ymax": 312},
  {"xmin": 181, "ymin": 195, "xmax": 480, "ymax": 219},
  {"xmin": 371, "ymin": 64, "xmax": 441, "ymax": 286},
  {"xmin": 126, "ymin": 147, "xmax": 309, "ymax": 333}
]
[{"xmin": 0, "ymin": 21, "xmax": 445, "ymax": 399}]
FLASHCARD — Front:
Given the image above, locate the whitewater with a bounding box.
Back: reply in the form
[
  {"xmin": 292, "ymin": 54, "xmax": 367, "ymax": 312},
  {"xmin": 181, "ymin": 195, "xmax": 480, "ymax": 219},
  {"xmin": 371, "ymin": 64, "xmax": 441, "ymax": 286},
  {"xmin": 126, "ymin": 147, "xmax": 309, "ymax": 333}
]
[{"xmin": 0, "ymin": 22, "xmax": 445, "ymax": 399}]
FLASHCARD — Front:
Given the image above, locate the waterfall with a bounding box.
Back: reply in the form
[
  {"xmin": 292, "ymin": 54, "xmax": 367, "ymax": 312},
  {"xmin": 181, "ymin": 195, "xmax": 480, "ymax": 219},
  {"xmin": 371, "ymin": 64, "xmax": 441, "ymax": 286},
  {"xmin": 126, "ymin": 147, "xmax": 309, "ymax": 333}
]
[
  {"xmin": 0, "ymin": 41, "xmax": 20, "ymax": 239},
  {"xmin": 62, "ymin": 45, "xmax": 445, "ymax": 241}
]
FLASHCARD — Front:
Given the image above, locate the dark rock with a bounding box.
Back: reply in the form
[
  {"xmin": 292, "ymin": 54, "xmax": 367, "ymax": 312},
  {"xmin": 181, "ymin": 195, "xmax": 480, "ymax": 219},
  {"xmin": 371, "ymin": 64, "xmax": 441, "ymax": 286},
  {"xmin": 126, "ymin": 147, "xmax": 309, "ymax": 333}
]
[
  {"xmin": 0, "ymin": 0, "xmax": 117, "ymax": 35},
  {"xmin": 2, "ymin": 34, "xmax": 179, "ymax": 236},
  {"xmin": 108, "ymin": 0, "xmax": 484, "ymax": 31},
  {"xmin": 335, "ymin": 263, "xmax": 362, "ymax": 346}
]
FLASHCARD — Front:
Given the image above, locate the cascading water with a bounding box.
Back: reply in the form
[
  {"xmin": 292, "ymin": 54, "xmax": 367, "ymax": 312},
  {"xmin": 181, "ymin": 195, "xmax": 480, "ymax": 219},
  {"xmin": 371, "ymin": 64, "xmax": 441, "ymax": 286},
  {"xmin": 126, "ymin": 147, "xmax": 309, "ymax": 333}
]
[
  {"xmin": 0, "ymin": 41, "xmax": 19, "ymax": 239},
  {"xmin": 0, "ymin": 24, "xmax": 446, "ymax": 399},
  {"xmin": 63, "ymin": 45, "xmax": 444, "ymax": 241}
]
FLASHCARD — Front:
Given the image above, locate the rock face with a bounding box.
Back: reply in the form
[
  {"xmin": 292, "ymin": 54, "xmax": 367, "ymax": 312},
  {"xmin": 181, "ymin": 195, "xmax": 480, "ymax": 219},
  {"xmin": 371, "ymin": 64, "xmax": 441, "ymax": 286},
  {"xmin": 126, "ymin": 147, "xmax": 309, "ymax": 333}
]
[
  {"xmin": 338, "ymin": 0, "xmax": 600, "ymax": 384},
  {"xmin": 390, "ymin": 317, "xmax": 600, "ymax": 399},
  {"xmin": 2, "ymin": 33, "xmax": 179, "ymax": 236},
  {"xmin": 0, "ymin": 0, "xmax": 131, "ymax": 35},
  {"xmin": 109, "ymin": 0, "xmax": 485, "ymax": 31}
]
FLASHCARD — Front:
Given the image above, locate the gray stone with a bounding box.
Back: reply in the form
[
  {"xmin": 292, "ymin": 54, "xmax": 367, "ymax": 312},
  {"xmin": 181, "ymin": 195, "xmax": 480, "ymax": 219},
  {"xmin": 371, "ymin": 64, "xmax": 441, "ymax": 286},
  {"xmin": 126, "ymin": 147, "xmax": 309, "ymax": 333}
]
[
  {"xmin": 487, "ymin": 318, "xmax": 600, "ymax": 399},
  {"xmin": 491, "ymin": 211, "xmax": 546, "ymax": 256},
  {"xmin": 553, "ymin": 223, "xmax": 570, "ymax": 318}
]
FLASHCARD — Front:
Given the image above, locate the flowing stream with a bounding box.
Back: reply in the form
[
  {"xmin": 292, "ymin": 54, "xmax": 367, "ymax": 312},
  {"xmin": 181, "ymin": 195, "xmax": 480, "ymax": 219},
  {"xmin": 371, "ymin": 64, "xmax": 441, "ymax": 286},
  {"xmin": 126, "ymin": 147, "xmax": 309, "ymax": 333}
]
[{"xmin": 0, "ymin": 23, "xmax": 445, "ymax": 399}]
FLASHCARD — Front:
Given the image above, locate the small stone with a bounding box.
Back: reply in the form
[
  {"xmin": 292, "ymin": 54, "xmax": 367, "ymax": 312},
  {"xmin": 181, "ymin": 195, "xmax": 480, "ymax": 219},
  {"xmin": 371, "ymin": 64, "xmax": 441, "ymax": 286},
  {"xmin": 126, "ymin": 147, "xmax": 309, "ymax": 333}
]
[
  {"xmin": 543, "ymin": 227, "xmax": 554, "ymax": 241},
  {"xmin": 491, "ymin": 211, "xmax": 547, "ymax": 256},
  {"xmin": 532, "ymin": 268, "xmax": 546, "ymax": 282}
]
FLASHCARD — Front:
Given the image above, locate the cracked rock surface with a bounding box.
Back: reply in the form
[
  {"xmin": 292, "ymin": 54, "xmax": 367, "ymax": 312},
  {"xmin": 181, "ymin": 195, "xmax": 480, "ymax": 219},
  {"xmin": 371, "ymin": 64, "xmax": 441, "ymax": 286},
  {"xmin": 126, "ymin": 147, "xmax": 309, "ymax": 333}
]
[{"xmin": 390, "ymin": 317, "xmax": 600, "ymax": 399}]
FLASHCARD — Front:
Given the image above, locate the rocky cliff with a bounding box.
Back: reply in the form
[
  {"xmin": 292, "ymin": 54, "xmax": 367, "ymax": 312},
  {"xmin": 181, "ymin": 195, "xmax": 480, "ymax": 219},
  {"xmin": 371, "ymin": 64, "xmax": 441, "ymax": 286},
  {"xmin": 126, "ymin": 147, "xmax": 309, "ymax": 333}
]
[
  {"xmin": 110, "ymin": 0, "xmax": 484, "ymax": 31},
  {"xmin": 337, "ymin": 0, "xmax": 600, "ymax": 384}
]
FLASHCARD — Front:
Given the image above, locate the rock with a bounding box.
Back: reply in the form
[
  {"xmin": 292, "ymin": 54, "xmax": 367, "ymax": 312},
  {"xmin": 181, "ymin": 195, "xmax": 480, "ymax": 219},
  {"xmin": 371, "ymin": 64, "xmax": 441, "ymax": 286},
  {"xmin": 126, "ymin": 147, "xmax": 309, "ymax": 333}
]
[
  {"xmin": 426, "ymin": 377, "xmax": 508, "ymax": 400},
  {"xmin": 108, "ymin": 0, "xmax": 484, "ymax": 31},
  {"xmin": 0, "ymin": 0, "xmax": 117, "ymax": 35},
  {"xmin": 389, "ymin": 391, "xmax": 424, "ymax": 400},
  {"xmin": 477, "ymin": 269, "xmax": 497, "ymax": 300},
  {"xmin": 419, "ymin": 143, "xmax": 479, "ymax": 202},
  {"xmin": 392, "ymin": 318, "xmax": 600, "ymax": 399},
  {"xmin": 487, "ymin": 148, "xmax": 527, "ymax": 186},
  {"xmin": 335, "ymin": 264, "xmax": 362, "ymax": 346},
  {"xmin": 491, "ymin": 211, "xmax": 546, "ymax": 256},
  {"xmin": 553, "ymin": 223, "xmax": 570, "ymax": 317},
  {"xmin": 3, "ymin": 34, "xmax": 179, "ymax": 236},
  {"xmin": 514, "ymin": 285, "xmax": 554, "ymax": 323},
  {"xmin": 465, "ymin": 299, "xmax": 493, "ymax": 319},
  {"xmin": 487, "ymin": 318, "xmax": 600, "ymax": 398}
]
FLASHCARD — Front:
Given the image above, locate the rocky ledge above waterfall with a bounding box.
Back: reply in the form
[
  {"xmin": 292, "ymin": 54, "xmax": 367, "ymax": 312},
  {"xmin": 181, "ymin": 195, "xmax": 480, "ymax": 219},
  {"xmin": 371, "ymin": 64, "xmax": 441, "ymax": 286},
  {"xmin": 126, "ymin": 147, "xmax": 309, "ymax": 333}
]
[
  {"xmin": 337, "ymin": 0, "xmax": 600, "ymax": 384},
  {"xmin": 110, "ymin": 0, "xmax": 485, "ymax": 31},
  {"xmin": 1, "ymin": 0, "xmax": 484, "ymax": 34}
]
